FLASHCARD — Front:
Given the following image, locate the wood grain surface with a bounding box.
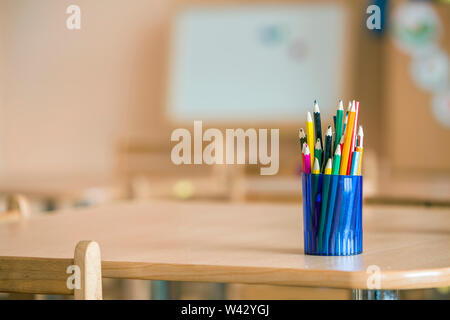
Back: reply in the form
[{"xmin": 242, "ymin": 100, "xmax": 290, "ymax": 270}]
[{"xmin": 0, "ymin": 201, "xmax": 449, "ymax": 289}]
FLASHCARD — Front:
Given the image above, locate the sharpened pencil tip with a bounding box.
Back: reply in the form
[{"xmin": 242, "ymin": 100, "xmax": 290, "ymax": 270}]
[
  {"xmin": 347, "ymin": 101, "xmax": 352, "ymax": 111},
  {"xmin": 358, "ymin": 125, "xmax": 364, "ymax": 136},
  {"xmin": 326, "ymin": 126, "xmax": 332, "ymax": 136},
  {"xmin": 303, "ymin": 143, "xmax": 310, "ymax": 155},
  {"xmin": 313, "ymin": 158, "xmax": 320, "ymax": 171},
  {"xmin": 335, "ymin": 144, "xmax": 341, "ymax": 155},
  {"xmin": 338, "ymin": 100, "xmax": 344, "ymax": 110},
  {"xmin": 299, "ymin": 128, "xmax": 305, "ymax": 138},
  {"xmin": 326, "ymin": 158, "xmax": 332, "ymax": 170},
  {"xmin": 306, "ymin": 112, "xmax": 313, "ymax": 122},
  {"xmin": 315, "ymin": 139, "xmax": 322, "ymax": 150},
  {"xmin": 313, "ymin": 100, "xmax": 320, "ymax": 113}
]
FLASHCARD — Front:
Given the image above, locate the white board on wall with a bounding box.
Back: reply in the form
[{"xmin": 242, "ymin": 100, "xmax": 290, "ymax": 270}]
[{"xmin": 168, "ymin": 4, "xmax": 347, "ymax": 122}]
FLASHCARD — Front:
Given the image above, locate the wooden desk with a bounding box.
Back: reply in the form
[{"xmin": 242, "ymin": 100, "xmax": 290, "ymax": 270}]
[{"xmin": 0, "ymin": 201, "xmax": 449, "ymax": 291}]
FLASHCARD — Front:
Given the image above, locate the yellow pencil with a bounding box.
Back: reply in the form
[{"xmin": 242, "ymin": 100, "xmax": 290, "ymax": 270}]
[
  {"xmin": 324, "ymin": 158, "xmax": 332, "ymax": 175},
  {"xmin": 339, "ymin": 101, "xmax": 356, "ymax": 175},
  {"xmin": 312, "ymin": 157, "xmax": 321, "ymax": 174},
  {"xmin": 306, "ymin": 112, "xmax": 315, "ymax": 168},
  {"xmin": 356, "ymin": 126, "xmax": 364, "ymax": 175}
]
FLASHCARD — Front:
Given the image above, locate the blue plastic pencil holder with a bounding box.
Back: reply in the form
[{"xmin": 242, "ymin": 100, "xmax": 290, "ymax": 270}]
[{"xmin": 302, "ymin": 173, "xmax": 363, "ymax": 256}]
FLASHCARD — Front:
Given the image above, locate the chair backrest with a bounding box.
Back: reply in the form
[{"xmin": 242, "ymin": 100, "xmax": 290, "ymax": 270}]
[
  {"xmin": 0, "ymin": 194, "xmax": 30, "ymax": 224},
  {"xmin": 0, "ymin": 240, "xmax": 103, "ymax": 300}
]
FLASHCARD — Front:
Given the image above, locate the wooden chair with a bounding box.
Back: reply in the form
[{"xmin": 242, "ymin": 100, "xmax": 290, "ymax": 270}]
[
  {"xmin": 0, "ymin": 240, "xmax": 103, "ymax": 300},
  {"xmin": 0, "ymin": 194, "xmax": 30, "ymax": 224},
  {"xmin": 0, "ymin": 195, "xmax": 102, "ymax": 299}
]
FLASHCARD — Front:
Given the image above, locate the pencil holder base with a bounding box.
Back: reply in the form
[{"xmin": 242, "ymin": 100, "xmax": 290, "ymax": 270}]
[{"xmin": 304, "ymin": 230, "xmax": 363, "ymax": 256}]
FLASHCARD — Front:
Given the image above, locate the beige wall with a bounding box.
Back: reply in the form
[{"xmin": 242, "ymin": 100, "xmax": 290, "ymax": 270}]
[
  {"xmin": 0, "ymin": 0, "xmax": 170, "ymax": 177},
  {"xmin": 384, "ymin": 3, "xmax": 450, "ymax": 172},
  {"xmin": 2, "ymin": 0, "xmax": 447, "ymax": 179}
]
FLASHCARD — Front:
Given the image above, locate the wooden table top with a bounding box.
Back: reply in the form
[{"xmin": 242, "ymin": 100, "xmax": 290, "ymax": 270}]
[{"xmin": 0, "ymin": 201, "xmax": 449, "ymax": 290}]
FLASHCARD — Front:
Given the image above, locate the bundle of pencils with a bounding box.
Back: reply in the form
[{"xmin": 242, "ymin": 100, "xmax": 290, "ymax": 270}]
[
  {"xmin": 299, "ymin": 100, "xmax": 364, "ymax": 176},
  {"xmin": 299, "ymin": 100, "xmax": 364, "ymax": 255}
]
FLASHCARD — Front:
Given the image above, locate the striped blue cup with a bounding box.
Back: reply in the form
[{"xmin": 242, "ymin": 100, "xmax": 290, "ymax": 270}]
[{"xmin": 302, "ymin": 173, "xmax": 363, "ymax": 256}]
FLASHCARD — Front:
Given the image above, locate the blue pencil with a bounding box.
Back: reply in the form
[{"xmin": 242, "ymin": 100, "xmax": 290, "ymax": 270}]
[{"xmin": 350, "ymin": 151, "xmax": 360, "ymax": 176}]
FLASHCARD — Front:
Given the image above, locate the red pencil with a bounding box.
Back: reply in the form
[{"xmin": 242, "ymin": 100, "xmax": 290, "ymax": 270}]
[{"xmin": 347, "ymin": 101, "xmax": 360, "ymax": 174}]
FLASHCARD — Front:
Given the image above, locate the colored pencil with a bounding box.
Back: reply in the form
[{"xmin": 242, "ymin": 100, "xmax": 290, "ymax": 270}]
[
  {"xmin": 332, "ymin": 144, "xmax": 341, "ymax": 175},
  {"xmin": 339, "ymin": 102, "xmax": 356, "ymax": 175},
  {"xmin": 303, "ymin": 143, "xmax": 311, "ymax": 174},
  {"xmin": 357, "ymin": 125, "xmax": 364, "ymax": 149},
  {"xmin": 314, "ymin": 139, "xmax": 322, "ymax": 170},
  {"xmin": 299, "ymin": 128, "xmax": 307, "ymax": 153},
  {"xmin": 317, "ymin": 158, "xmax": 332, "ymax": 252},
  {"xmin": 335, "ymin": 100, "xmax": 344, "ymax": 153},
  {"xmin": 323, "ymin": 126, "xmax": 332, "ymax": 172},
  {"xmin": 324, "ymin": 158, "xmax": 332, "ymax": 174},
  {"xmin": 313, "ymin": 100, "xmax": 323, "ymax": 150},
  {"xmin": 343, "ymin": 102, "xmax": 351, "ymax": 132},
  {"xmin": 312, "ymin": 157, "xmax": 321, "ymax": 174},
  {"xmin": 306, "ymin": 112, "xmax": 315, "ymax": 168},
  {"xmin": 347, "ymin": 101, "xmax": 360, "ymax": 174},
  {"xmin": 324, "ymin": 166, "xmax": 339, "ymax": 253},
  {"xmin": 350, "ymin": 151, "xmax": 360, "ymax": 176},
  {"xmin": 339, "ymin": 134, "xmax": 345, "ymax": 155},
  {"xmin": 356, "ymin": 126, "xmax": 364, "ymax": 175}
]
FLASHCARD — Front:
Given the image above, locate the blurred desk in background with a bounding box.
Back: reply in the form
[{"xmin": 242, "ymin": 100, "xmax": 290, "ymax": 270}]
[
  {"xmin": 0, "ymin": 174, "xmax": 125, "ymax": 210},
  {"xmin": 116, "ymin": 141, "xmax": 244, "ymax": 201},
  {"xmin": 371, "ymin": 171, "xmax": 450, "ymax": 206},
  {"xmin": 240, "ymin": 173, "xmax": 450, "ymax": 206}
]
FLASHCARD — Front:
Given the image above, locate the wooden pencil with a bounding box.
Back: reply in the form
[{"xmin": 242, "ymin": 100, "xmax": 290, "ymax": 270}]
[
  {"xmin": 312, "ymin": 157, "xmax": 321, "ymax": 174},
  {"xmin": 356, "ymin": 126, "xmax": 364, "ymax": 175},
  {"xmin": 313, "ymin": 100, "xmax": 323, "ymax": 150},
  {"xmin": 335, "ymin": 100, "xmax": 344, "ymax": 153},
  {"xmin": 318, "ymin": 158, "xmax": 332, "ymax": 252},
  {"xmin": 343, "ymin": 101, "xmax": 351, "ymax": 132},
  {"xmin": 323, "ymin": 126, "xmax": 332, "ymax": 172},
  {"xmin": 332, "ymin": 144, "xmax": 341, "ymax": 175},
  {"xmin": 303, "ymin": 143, "xmax": 311, "ymax": 174},
  {"xmin": 299, "ymin": 128, "xmax": 307, "ymax": 152},
  {"xmin": 350, "ymin": 151, "xmax": 360, "ymax": 176},
  {"xmin": 306, "ymin": 112, "xmax": 315, "ymax": 168},
  {"xmin": 347, "ymin": 101, "xmax": 360, "ymax": 175},
  {"xmin": 339, "ymin": 102, "xmax": 356, "ymax": 175},
  {"xmin": 314, "ymin": 138, "xmax": 322, "ymax": 170},
  {"xmin": 339, "ymin": 134, "xmax": 345, "ymax": 156}
]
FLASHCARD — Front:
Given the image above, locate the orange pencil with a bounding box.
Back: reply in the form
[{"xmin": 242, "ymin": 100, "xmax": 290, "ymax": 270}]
[
  {"xmin": 339, "ymin": 101, "xmax": 356, "ymax": 175},
  {"xmin": 347, "ymin": 101, "xmax": 360, "ymax": 174}
]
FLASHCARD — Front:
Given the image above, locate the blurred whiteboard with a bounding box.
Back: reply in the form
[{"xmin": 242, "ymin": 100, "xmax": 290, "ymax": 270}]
[{"xmin": 168, "ymin": 4, "xmax": 347, "ymax": 122}]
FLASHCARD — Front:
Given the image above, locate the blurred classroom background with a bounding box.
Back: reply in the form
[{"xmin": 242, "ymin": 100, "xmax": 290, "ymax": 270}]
[{"xmin": 0, "ymin": 0, "xmax": 449, "ymax": 299}]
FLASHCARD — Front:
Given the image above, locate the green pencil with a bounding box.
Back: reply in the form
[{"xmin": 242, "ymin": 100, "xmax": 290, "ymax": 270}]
[
  {"xmin": 335, "ymin": 100, "xmax": 344, "ymax": 152},
  {"xmin": 332, "ymin": 144, "xmax": 341, "ymax": 175},
  {"xmin": 314, "ymin": 139, "xmax": 322, "ymax": 170},
  {"xmin": 318, "ymin": 158, "xmax": 332, "ymax": 253}
]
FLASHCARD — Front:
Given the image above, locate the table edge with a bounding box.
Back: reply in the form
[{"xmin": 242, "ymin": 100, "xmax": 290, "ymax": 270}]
[{"xmin": 101, "ymin": 261, "xmax": 450, "ymax": 290}]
